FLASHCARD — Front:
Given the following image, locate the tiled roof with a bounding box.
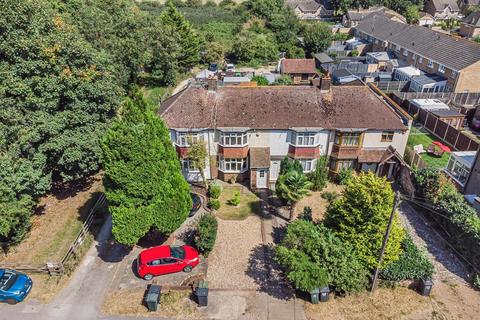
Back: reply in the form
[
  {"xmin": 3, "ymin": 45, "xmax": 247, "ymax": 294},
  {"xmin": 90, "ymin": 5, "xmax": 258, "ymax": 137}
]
[
  {"xmin": 281, "ymin": 59, "xmax": 317, "ymax": 74},
  {"xmin": 355, "ymin": 14, "xmax": 480, "ymax": 70},
  {"xmin": 250, "ymin": 148, "xmax": 271, "ymax": 168},
  {"xmin": 430, "ymin": 0, "xmax": 459, "ymax": 12},
  {"xmin": 464, "ymin": 11, "xmax": 480, "ymax": 27},
  {"xmin": 159, "ymin": 85, "xmax": 407, "ymax": 131},
  {"xmin": 358, "ymin": 149, "xmax": 387, "ymax": 163}
]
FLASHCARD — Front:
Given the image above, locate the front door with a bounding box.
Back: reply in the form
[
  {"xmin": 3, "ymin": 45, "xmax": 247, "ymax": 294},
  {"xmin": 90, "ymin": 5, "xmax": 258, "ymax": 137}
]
[{"xmin": 256, "ymin": 169, "xmax": 267, "ymax": 188}]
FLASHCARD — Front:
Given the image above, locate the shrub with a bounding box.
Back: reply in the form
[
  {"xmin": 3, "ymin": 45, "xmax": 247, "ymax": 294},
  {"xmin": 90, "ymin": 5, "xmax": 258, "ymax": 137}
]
[
  {"xmin": 336, "ymin": 168, "xmax": 353, "ymax": 185},
  {"xmin": 279, "ymin": 156, "xmax": 303, "ymax": 175},
  {"xmin": 208, "ymin": 199, "xmax": 220, "ymax": 210},
  {"xmin": 275, "ymin": 75, "xmax": 293, "ymax": 85},
  {"xmin": 275, "ymin": 220, "xmax": 369, "ymax": 294},
  {"xmin": 195, "ymin": 214, "xmax": 218, "ymax": 256},
  {"xmin": 208, "ymin": 183, "xmax": 222, "ymax": 199},
  {"xmin": 321, "ymin": 191, "xmax": 339, "ymax": 203},
  {"xmin": 252, "ymin": 75, "xmax": 269, "ymax": 86},
  {"xmin": 325, "ymin": 172, "xmax": 405, "ymax": 270},
  {"xmin": 474, "ymin": 274, "xmax": 480, "ymax": 289},
  {"xmin": 298, "ymin": 206, "xmax": 313, "ymax": 221},
  {"xmin": 380, "ymin": 235, "xmax": 434, "ymax": 281},
  {"xmin": 350, "ymin": 49, "xmax": 359, "ymax": 57},
  {"xmin": 308, "ymin": 156, "xmax": 329, "ymax": 191},
  {"xmin": 227, "ymin": 191, "xmax": 241, "ymax": 206}
]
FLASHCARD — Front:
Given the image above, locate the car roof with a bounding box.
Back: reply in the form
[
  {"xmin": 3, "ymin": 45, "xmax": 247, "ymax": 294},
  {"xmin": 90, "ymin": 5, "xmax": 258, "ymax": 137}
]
[{"xmin": 139, "ymin": 245, "xmax": 172, "ymax": 262}]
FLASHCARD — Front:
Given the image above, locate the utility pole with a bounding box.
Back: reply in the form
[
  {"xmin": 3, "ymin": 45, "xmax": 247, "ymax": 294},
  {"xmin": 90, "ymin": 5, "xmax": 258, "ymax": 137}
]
[{"xmin": 371, "ymin": 191, "xmax": 400, "ymax": 293}]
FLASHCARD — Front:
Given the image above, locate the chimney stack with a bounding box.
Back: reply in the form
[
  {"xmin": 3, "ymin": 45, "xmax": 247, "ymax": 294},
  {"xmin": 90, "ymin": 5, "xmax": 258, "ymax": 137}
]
[
  {"xmin": 207, "ymin": 76, "xmax": 218, "ymax": 91},
  {"xmin": 320, "ymin": 73, "xmax": 331, "ymax": 92}
]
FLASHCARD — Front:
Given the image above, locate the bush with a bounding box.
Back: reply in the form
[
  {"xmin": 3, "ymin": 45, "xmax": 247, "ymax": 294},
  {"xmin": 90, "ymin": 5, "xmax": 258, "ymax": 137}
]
[
  {"xmin": 208, "ymin": 199, "xmax": 220, "ymax": 210},
  {"xmin": 208, "ymin": 183, "xmax": 222, "ymax": 199},
  {"xmin": 275, "ymin": 220, "xmax": 368, "ymax": 294},
  {"xmin": 308, "ymin": 156, "xmax": 329, "ymax": 191},
  {"xmin": 195, "ymin": 214, "xmax": 218, "ymax": 256},
  {"xmin": 298, "ymin": 206, "xmax": 313, "ymax": 221},
  {"xmin": 336, "ymin": 168, "xmax": 353, "ymax": 185},
  {"xmin": 380, "ymin": 235, "xmax": 434, "ymax": 281},
  {"xmin": 474, "ymin": 274, "xmax": 480, "ymax": 289},
  {"xmin": 252, "ymin": 75, "xmax": 269, "ymax": 86},
  {"xmin": 275, "ymin": 75, "xmax": 293, "ymax": 85},
  {"xmin": 321, "ymin": 191, "xmax": 338, "ymax": 203},
  {"xmin": 350, "ymin": 49, "xmax": 359, "ymax": 57},
  {"xmin": 227, "ymin": 191, "xmax": 241, "ymax": 206}
]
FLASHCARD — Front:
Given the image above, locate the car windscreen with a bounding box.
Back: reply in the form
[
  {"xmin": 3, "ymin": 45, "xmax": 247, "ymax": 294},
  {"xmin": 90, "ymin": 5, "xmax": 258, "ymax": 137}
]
[
  {"xmin": 170, "ymin": 246, "xmax": 185, "ymax": 259},
  {"xmin": 0, "ymin": 271, "xmax": 17, "ymax": 291}
]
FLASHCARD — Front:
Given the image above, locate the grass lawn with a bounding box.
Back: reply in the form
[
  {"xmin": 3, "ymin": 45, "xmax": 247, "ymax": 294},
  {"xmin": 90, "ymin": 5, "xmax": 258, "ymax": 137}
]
[
  {"xmin": 293, "ymin": 183, "xmax": 344, "ymax": 221},
  {"xmin": 407, "ymin": 126, "xmax": 450, "ymax": 169},
  {"xmin": 141, "ymin": 86, "xmax": 171, "ymax": 110},
  {"xmin": 215, "ymin": 186, "xmax": 261, "ymax": 220}
]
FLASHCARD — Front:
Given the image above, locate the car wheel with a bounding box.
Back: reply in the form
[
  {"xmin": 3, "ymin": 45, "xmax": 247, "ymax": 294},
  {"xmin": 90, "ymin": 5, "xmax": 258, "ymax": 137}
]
[
  {"xmin": 143, "ymin": 274, "xmax": 154, "ymax": 281},
  {"xmin": 183, "ymin": 265, "xmax": 193, "ymax": 273},
  {"xmin": 6, "ymin": 299, "xmax": 18, "ymax": 305}
]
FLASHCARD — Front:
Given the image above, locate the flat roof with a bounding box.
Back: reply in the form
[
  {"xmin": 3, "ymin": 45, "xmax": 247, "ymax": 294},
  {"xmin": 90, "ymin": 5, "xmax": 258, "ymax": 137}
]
[
  {"xmin": 431, "ymin": 109, "xmax": 464, "ymax": 117},
  {"xmin": 396, "ymin": 66, "xmax": 422, "ymax": 77}
]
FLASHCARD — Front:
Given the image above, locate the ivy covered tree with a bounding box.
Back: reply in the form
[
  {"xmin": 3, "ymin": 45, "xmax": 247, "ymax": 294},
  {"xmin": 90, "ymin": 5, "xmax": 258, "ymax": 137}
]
[
  {"xmin": 101, "ymin": 92, "xmax": 192, "ymax": 245},
  {"xmin": 325, "ymin": 172, "xmax": 405, "ymax": 270}
]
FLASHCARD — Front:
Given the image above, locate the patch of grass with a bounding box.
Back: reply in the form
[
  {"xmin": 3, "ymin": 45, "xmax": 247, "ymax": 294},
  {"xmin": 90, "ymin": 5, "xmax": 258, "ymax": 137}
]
[
  {"xmin": 102, "ymin": 288, "xmax": 199, "ymax": 318},
  {"xmin": 407, "ymin": 126, "xmax": 450, "ymax": 169},
  {"xmin": 216, "ymin": 187, "xmax": 261, "ymax": 220},
  {"xmin": 142, "ymin": 86, "xmax": 171, "ymax": 109}
]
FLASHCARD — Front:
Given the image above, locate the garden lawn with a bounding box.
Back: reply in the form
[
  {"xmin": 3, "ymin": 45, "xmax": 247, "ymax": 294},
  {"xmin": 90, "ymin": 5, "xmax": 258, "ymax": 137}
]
[
  {"xmin": 407, "ymin": 126, "xmax": 450, "ymax": 169},
  {"xmin": 216, "ymin": 186, "xmax": 261, "ymax": 220},
  {"xmin": 141, "ymin": 86, "xmax": 171, "ymax": 110},
  {"xmin": 293, "ymin": 183, "xmax": 344, "ymax": 221}
]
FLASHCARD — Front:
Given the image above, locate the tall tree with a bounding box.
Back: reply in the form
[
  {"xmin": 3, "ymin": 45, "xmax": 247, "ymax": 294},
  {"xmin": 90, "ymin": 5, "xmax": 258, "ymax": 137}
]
[
  {"xmin": 101, "ymin": 92, "xmax": 192, "ymax": 245},
  {"xmin": 325, "ymin": 172, "xmax": 405, "ymax": 269},
  {"xmin": 276, "ymin": 170, "xmax": 312, "ymax": 219},
  {"xmin": 161, "ymin": 0, "xmax": 201, "ymax": 69},
  {"xmin": 302, "ymin": 22, "xmax": 332, "ymax": 56}
]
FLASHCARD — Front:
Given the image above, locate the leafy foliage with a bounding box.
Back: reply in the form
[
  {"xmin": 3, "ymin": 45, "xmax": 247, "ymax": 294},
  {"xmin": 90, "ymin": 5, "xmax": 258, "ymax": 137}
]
[
  {"xmin": 276, "ymin": 171, "xmax": 312, "ymax": 206},
  {"xmin": 380, "ymin": 235, "xmax": 434, "ymax": 281},
  {"xmin": 208, "ymin": 199, "xmax": 221, "ymax": 210},
  {"xmin": 0, "ymin": 187, "xmax": 32, "ymax": 250},
  {"xmin": 275, "ymin": 220, "xmax": 369, "ymax": 294},
  {"xmin": 404, "ymin": 5, "xmax": 420, "ymax": 24},
  {"xmin": 308, "ymin": 156, "xmax": 329, "ymax": 191},
  {"xmin": 231, "ymin": 30, "xmax": 278, "ymax": 64},
  {"xmin": 336, "ymin": 168, "xmax": 354, "ymax": 185},
  {"xmin": 302, "ymin": 22, "xmax": 332, "ymax": 55},
  {"xmin": 252, "ymin": 75, "xmax": 269, "ymax": 86},
  {"xmin": 298, "ymin": 206, "xmax": 313, "ymax": 222},
  {"xmin": 275, "ymin": 75, "xmax": 294, "ymax": 85},
  {"xmin": 279, "ymin": 156, "xmax": 303, "ymax": 175},
  {"xmin": 227, "ymin": 191, "xmax": 241, "ymax": 206},
  {"xmin": 321, "ymin": 191, "xmax": 339, "ymax": 203},
  {"xmin": 101, "ymin": 93, "xmax": 191, "ymax": 245},
  {"xmin": 187, "ymin": 139, "xmax": 208, "ymax": 186},
  {"xmin": 195, "ymin": 214, "xmax": 218, "ymax": 256},
  {"xmin": 325, "ymin": 172, "xmax": 405, "ymax": 270},
  {"xmin": 208, "ymin": 183, "xmax": 222, "ymax": 199}
]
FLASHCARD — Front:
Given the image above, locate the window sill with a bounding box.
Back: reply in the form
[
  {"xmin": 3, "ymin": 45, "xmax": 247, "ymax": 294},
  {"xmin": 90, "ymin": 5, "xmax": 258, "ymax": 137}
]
[
  {"xmin": 218, "ymin": 168, "xmax": 249, "ymax": 174},
  {"xmin": 380, "ymin": 139, "xmax": 393, "ymax": 143},
  {"xmin": 218, "ymin": 143, "xmax": 249, "ymax": 148},
  {"xmin": 289, "ymin": 143, "xmax": 320, "ymax": 148}
]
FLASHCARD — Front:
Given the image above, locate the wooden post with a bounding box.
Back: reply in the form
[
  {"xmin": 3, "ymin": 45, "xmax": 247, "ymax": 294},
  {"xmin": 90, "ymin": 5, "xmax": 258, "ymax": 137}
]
[{"xmin": 371, "ymin": 192, "xmax": 400, "ymax": 293}]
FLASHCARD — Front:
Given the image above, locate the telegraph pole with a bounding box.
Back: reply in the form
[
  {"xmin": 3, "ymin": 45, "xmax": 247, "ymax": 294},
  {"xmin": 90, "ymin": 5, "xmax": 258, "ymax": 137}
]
[{"xmin": 371, "ymin": 191, "xmax": 400, "ymax": 293}]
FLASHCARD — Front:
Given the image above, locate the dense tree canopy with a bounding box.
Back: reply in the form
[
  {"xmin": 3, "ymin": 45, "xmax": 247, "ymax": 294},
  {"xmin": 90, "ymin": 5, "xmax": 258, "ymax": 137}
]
[{"xmin": 101, "ymin": 93, "xmax": 192, "ymax": 245}]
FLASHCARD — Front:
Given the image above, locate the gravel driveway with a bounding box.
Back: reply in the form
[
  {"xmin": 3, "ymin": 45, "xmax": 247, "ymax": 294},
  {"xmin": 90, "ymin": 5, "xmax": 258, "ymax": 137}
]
[{"xmin": 207, "ymin": 216, "xmax": 263, "ymax": 290}]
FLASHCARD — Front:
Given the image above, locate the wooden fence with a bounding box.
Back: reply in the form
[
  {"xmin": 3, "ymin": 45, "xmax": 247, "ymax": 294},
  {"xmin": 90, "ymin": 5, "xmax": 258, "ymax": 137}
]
[
  {"xmin": 0, "ymin": 193, "xmax": 108, "ymax": 276},
  {"xmin": 404, "ymin": 146, "xmax": 427, "ymax": 169}
]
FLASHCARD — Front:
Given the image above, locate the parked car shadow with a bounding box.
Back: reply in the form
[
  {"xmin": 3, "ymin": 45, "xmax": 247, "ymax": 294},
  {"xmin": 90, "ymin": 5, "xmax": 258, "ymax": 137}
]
[{"xmin": 245, "ymin": 244, "xmax": 294, "ymax": 300}]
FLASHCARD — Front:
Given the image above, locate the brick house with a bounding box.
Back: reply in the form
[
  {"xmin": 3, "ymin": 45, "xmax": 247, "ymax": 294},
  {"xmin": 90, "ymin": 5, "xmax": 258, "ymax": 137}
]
[
  {"xmin": 354, "ymin": 14, "xmax": 480, "ymax": 93},
  {"xmin": 285, "ymin": 0, "xmax": 334, "ymax": 20},
  {"xmin": 424, "ymin": 0, "xmax": 461, "ymax": 20},
  {"xmin": 159, "ymin": 80, "xmax": 411, "ymax": 190},
  {"xmin": 279, "ymin": 59, "xmax": 318, "ymax": 85}
]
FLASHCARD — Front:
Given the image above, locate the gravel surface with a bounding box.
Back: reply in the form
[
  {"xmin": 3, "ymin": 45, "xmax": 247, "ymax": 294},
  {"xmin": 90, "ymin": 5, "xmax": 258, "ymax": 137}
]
[{"xmin": 207, "ymin": 216, "xmax": 263, "ymax": 289}]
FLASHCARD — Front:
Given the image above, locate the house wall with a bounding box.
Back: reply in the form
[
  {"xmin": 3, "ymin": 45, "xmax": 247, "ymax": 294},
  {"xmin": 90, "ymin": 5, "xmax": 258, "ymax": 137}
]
[
  {"xmin": 459, "ymin": 24, "xmax": 480, "ymax": 38},
  {"xmin": 362, "ymin": 130, "xmax": 409, "ymax": 155},
  {"xmin": 455, "ymin": 61, "xmax": 480, "ymax": 93},
  {"xmin": 291, "ymin": 73, "xmax": 316, "ymax": 85},
  {"xmin": 465, "ymin": 152, "xmax": 480, "ymax": 195}
]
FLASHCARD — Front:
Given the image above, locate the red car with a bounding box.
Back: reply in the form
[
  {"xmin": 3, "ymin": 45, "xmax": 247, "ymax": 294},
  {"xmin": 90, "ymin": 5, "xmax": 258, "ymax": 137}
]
[{"xmin": 136, "ymin": 245, "xmax": 199, "ymax": 280}]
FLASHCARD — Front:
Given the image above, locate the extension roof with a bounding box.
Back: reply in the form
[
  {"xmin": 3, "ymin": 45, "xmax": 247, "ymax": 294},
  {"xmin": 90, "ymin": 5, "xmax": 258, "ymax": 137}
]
[
  {"xmin": 355, "ymin": 14, "xmax": 480, "ymax": 70},
  {"xmin": 159, "ymin": 85, "xmax": 406, "ymax": 131}
]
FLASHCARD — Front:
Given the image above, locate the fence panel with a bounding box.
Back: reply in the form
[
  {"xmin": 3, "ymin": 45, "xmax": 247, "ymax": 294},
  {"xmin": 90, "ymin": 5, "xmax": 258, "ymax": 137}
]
[
  {"xmin": 456, "ymin": 132, "xmax": 473, "ymax": 151},
  {"xmin": 444, "ymin": 126, "xmax": 459, "ymax": 146},
  {"xmin": 469, "ymin": 140, "xmax": 480, "ymax": 151},
  {"xmin": 434, "ymin": 120, "xmax": 449, "ymax": 140},
  {"xmin": 425, "ymin": 114, "xmax": 437, "ymax": 132}
]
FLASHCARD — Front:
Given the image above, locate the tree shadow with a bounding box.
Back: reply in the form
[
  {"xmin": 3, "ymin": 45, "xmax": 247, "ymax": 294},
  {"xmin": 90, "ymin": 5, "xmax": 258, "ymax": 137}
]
[
  {"xmin": 245, "ymin": 243, "xmax": 294, "ymax": 300},
  {"xmin": 177, "ymin": 227, "xmax": 197, "ymax": 247},
  {"xmin": 136, "ymin": 229, "xmax": 169, "ymax": 249},
  {"xmin": 271, "ymin": 225, "xmax": 287, "ymax": 245},
  {"xmin": 96, "ymin": 239, "xmax": 131, "ymax": 263},
  {"xmin": 51, "ymin": 175, "xmax": 99, "ymax": 201}
]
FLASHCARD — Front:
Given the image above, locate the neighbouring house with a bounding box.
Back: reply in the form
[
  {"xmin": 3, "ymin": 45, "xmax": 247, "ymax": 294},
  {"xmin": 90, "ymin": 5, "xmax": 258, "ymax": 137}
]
[
  {"xmin": 159, "ymin": 79, "xmax": 412, "ymax": 190},
  {"xmin": 425, "ymin": 0, "xmax": 461, "ymax": 20},
  {"xmin": 286, "ymin": 0, "xmax": 334, "ymax": 20},
  {"xmin": 464, "ymin": 150, "xmax": 480, "ymax": 207},
  {"xmin": 279, "ymin": 58, "xmax": 318, "ymax": 85},
  {"xmin": 445, "ymin": 150, "xmax": 477, "ymax": 188},
  {"xmin": 459, "ymin": 11, "xmax": 480, "ymax": 38},
  {"xmin": 418, "ymin": 12, "xmax": 435, "ymax": 27},
  {"xmin": 331, "ymin": 69, "xmax": 361, "ymax": 84},
  {"xmin": 366, "ymin": 51, "xmax": 394, "ymax": 70},
  {"xmin": 394, "ymin": 66, "xmax": 448, "ymax": 93},
  {"xmin": 430, "ymin": 109, "xmax": 466, "ymax": 129},
  {"xmin": 342, "ymin": 6, "xmax": 407, "ymax": 27},
  {"xmin": 355, "ymin": 14, "xmax": 480, "ymax": 93}
]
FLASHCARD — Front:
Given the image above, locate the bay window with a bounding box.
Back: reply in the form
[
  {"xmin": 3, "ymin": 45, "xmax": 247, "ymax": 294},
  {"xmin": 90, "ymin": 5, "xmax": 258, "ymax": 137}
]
[
  {"xmin": 330, "ymin": 159, "xmax": 356, "ymax": 172},
  {"xmin": 334, "ymin": 132, "xmax": 361, "ymax": 147},
  {"xmin": 220, "ymin": 132, "xmax": 248, "ymax": 146},
  {"xmin": 299, "ymin": 159, "xmax": 315, "ymax": 172},
  {"xmin": 218, "ymin": 156, "xmax": 248, "ymax": 172},
  {"xmin": 177, "ymin": 132, "xmax": 203, "ymax": 146},
  {"xmin": 181, "ymin": 159, "xmax": 198, "ymax": 172},
  {"xmin": 294, "ymin": 132, "xmax": 316, "ymax": 146}
]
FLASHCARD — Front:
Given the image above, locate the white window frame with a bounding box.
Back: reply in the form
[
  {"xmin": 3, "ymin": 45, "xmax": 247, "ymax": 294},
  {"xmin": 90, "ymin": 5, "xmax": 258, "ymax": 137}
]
[
  {"xmin": 450, "ymin": 70, "xmax": 457, "ymax": 79},
  {"xmin": 402, "ymin": 49, "xmax": 408, "ymax": 57},
  {"xmin": 427, "ymin": 60, "xmax": 434, "ymax": 68},
  {"xmin": 299, "ymin": 159, "xmax": 315, "ymax": 173},
  {"xmin": 418, "ymin": 56, "xmax": 423, "ymax": 63},
  {"xmin": 293, "ymin": 133, "xmax": 316, "ymax": 146},
  {"xmin": 177, "ymin": 132, "xmax": 203, "ymax": 146},
  {"xmin": 446, "ymin": 157, "xmax": 470, "ymax": 185},
  {"xmin": 181, "ymin": 159, "xmax": 199, "ymax": 172},
  {"xmin": 218, "ymin": 156, "xmax": 248, "ymax": 173},
  {"xmin": 438, "ymin": 64, "xmax": 445, "ymax": 73},
  {"xmin": 220, "ymin": 132, "xmax": 248, "ymax": 146}
]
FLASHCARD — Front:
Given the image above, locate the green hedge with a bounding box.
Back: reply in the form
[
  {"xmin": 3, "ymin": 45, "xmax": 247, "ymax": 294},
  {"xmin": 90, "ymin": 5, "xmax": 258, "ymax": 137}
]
[
  {"xmin": 380, "ymin": 235, "xmax": 434, "ymax": 281},
  {"xmin": 195, "ymin": 214, "xmax": 218, "ymax": 256}
]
